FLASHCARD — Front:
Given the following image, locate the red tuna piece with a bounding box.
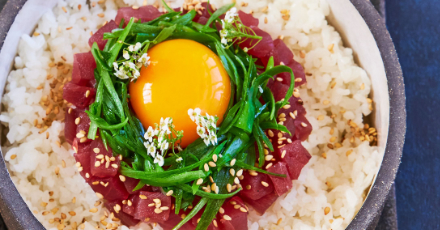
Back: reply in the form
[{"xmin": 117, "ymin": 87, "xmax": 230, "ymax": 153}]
[
  {"xmin": 219, "ymin": 219, "xmax": 235, "ymax": 230},
  {"xmin": 190, "ymin": 207, "xmax": 219, "ymax": 230},
  {"xmin": 239, "ymin": 170, "xmax": 274, "ymax": 200},
  {"xmin": 241, "ymin": 192, "xmax": 279, "ymax": 214},
  {"xmin": 272, "ymin": 39, "xmax": 293, "ymax": 65},
  {"xmin": 274, "ymin": 140, "xmax": 311, "ymax": 180},
  {"xmin": 238, "ymin": 11, "xmax": 259, "ymax": 27},
  {"xmin": 88, "ymin": 20, "xmax": 118, "ymax": 50},
  {"xmin": 123, "ymin": 194, "xmax": 138, "ymax": 216},
  {"xmin": 105, "ymin": 200, "xmax": 140, "ymax": 226},
  {"xmin": 71, "ymin": 52, "xmax": 96, "ymax": 87},
  {"xmin": 63, "ymin": 82, "xmax": 96, "ymax": 109},
  {"xmin": 124, "ymin": 176, "xmax": 152, "ymax": 194},
  {"xmin": 267, "ymin": 162, "xmax": 292, "ymax": 196},
  {"xmin": 277, "ymin": 94, "xmax": 307, "ymax": 118},
  {"xmin": 293, "ymin": 115, "xmax": 312, "ymax": 141},
  {"xmin": 269, "ymin": 81, "xmax": 290, "ymax": 102},
  {"xmin": 116, "ymin": 6, "xmax": 162, "ymax": 26},
  {"xmin": 65, "ymin": 107, "xmax": 78, "ymax": 145},
  {"xmin": 89, "ymin": 175, "xmax": 129, "ymax": 201},
  {"xmin": 239, "ymin": 26, "xmax": 274, "ymax": 59},
  {"xmin": 192, "ymin": 2, "xmax": 216, "ymax": 25},
  {"xmin": 90, "ymin": 139, "xmax": 119, "ymax": 178},
  {"xmin": 72, "ymin": 138, "xmax": 92, "ymax": 182},
  {"xmin": 277, "ymin": 60, "xmax": 307, "ymax": 87},
  {"xmin": 133, "ymin": 191, "xmax": 171, "ymax": 223},
  {"xmin": 161, "ymin": 211, "xmax": 195, "ymax": 230},
  {"xmin": 218, "ymin": 196, "xmax": 248, "ymax": 230},
  {"xmin": 75, "ymin": 111, "xmax": 91, "ymax": 144}
]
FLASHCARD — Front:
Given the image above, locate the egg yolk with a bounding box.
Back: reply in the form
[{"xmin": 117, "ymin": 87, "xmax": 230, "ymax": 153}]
[{"xmin": 129, "ymin": 39, "xmax": 231, "ymax": 148}]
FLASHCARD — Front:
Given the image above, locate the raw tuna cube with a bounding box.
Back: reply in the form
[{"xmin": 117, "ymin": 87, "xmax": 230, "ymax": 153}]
[
  {"xmin": 238, "ymin": 11, "xmax": 259, "ymax": 27},
  {"xmin": 116, "ymin": 6, "xmax": 162, "ymax": 26},
  {"xmin": 63, "ymin": 82, "xmax": 96, "ymax": 109},
  {"xmin": 267, "ymin": 162, "xmax": 292, "ymax": 196},
  {"xmin": 269, "ymin": 81, "xmax": 289, "ymax": 102},
  {"xmin": 273, "ymin": 39, "xmax": 293, "ymax": 64},
  {"xmin": 89, "ymin": 175, "xmax": 129, "ymax": 201},
  {"xmin": 133, "ymin": 191, "xmax": 171, "ymax": 223},
  {"xmin": 160, "ymin": 211, "xmax": 195, "ymax": 230},
  {"xmin": 293, "ymin": 115, "xmax": 312, "ymax": 141},
  {"xmin": 71, "ymin": 52, "xmax": 96, "ymax": 87},
  {"xmin": 88, "ymin": 20, "xmax": 118, "ymax": 50},
  {"xmin": 274, "ymin": 140, "xmax": 311, "ymax": 180},
  {"xmin": 75, "ymin": 111, "xmax": 91, "ymax": 144},
  {"xmin": 219, "ymin": 219, "xmax": 235, "ymax": 230},
  {"xmin": 277, "ymin": 60, "xmax": 307, "ymax": 87},
  {"xmin": 123, "ymin": 195, "xmax": 138, "ymax": 216},
  {"xmin": 240, "ymin": 192, "xmax": 279, "ymax": 214},
  {"xmin": 190, "ymin": 207, "xmax": 219, "ymax": 230},
  {"xmin": 239, "ymin": 26, "xmax": 274, "ymax": 59},
  {"xmin": 239, "ymin": 170, "xmax": 274, "ymax": 200},
  {"xmin": 219, "ymin": 197, "xmax": 248, "ymax": 230},
  {"xmin": 72, "ymin": 139, "xmax": 92, "ymax": 181},
  {"xmin": 65, "ymin": 107, "xmax": 78, "ymax": 145},
  {"xmin": 193, "ymin": 3, "xmax": 216, "ymax": 25},
  {"xmin": 105, "ymin": 200, "xmax": 140, "ymax": 226},
  {"xmin": 124, "ymin": 176, "xmax": 152, "ymax": 194},
  {"xmin": 90, "ymin": 139, "xmax": 119, "ymax": 178},
  {"xmin": 278, "ymin": 95, "xmax": 307, "ymax": 118}
]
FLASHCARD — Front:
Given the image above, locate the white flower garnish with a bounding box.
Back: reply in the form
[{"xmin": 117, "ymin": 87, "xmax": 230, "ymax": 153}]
[
  {"xmin": 123, "ymin": 50, "xmax": 130, "ymax": 60},
  {"xmin": 154, "ymin": 155, "xmax": 164, "ymax": 167},
  {"xmin": 144, "ymin": 126, "xmax": 156, "ymax": 142},
  {"xmin": 224, "ymin": 7, "xmax": 238, "ymax": 23},
  {"xmin": 138, "ymin": 53, "xmax": 151, "ymax": 67},
  {"xmin": 188, "ymin": 108, "xmax": 219, "ymax": 146},
  {"xmin": 176, "ymin": 157, "xmax": 183, "ymax": 162}
]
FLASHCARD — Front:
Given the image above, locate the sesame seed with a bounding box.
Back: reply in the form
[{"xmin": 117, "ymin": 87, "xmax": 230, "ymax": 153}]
[
  {"xmin": 301, "ymin": 122, "xmax": 308, "ymax": 127},
  {"xmin": 240, "ymin": 207, "xmax": 248, "ymax": 212},
  {"xmin": 208, "ymin": 161, "xmax": 216, "ymax": 167},
  {"xmin": 261, "ymin": 181, "xmax": 269, "ymax": 187},
  {"xmin": 213, "ymin": 219, "xmax": 218, "ymax": 227},
  {"xmin": 93, "ymin": 148, "xmax": 100, "ymax": 153},
  {"xmin": 226, "ymin": 183, "xmax": 232, "ymax": 192},
  {"xmin": 281, "ymin": 150, "xmax": 287, "ymax": 159},
  {"xmin": 62, "ymin": 7, "xmax": 67, "ymax": 13},
  {"xmin": 154, "ymin": 208, "xmax": 163, "ymax": 214},
  {"xmin": 277, "ymin": 218, "xmax": 283, "ymax": 225},
  {"xmin": 196, "ymin": 178, "xmax": 204, "ymax": 185},
  {"xmin": 161, "ymin": 206, "xmax": 169, "ymax": 210},
  {"xmin": 96, "ymin": 192, "xmax": 103, "ymax": 199},
  {"xmin": 97, "ymin": 13, "xmax": 105, "ymax": 18},
  {"xmin": 148, "ymin": 203, "xmax": 155, "ymax": 207},
  {"xmin": 229, "ymin": 168, "xmax": 235, "ymax": 176},
  {"xmin": 346, "ymin": 150, "xmax": 353, "ymax": 156},
  {"xmin": 204, "ymin": 163, "xmax": 209, "ymax": 172},
  {"xmin": 89, "ymin": 208, "xmax": 98, "ymax": 213},
  {"xmin": 276, "ymin": 77, "xmax": 283, "ymax": 82},
  {"xmin": 264, "ymin": 149, "xmax": 269, "ymax": 155},
  {"xmin": 265, "ymin": 163, "xmax": 273, "ymax": 169},
  {"xmin": 322, "ymin": 152, "xmax": 327, "ymax": 159},
  {"xmin": 127, "ymin": 200, "xmax": 132, "ymax": 206},
  {"xmin": 236, "ymin": 169, "xmax": 243, "ymax": 177},
  {"xmin": 328, "ymin": 44, "xmax": 335, "ymax": 53},
  {"xmin": 264, "ymin": 17, "xmax": 268, "ymax": 24},
  {"xmin": 265, "ymin": 155, "xmax": 273, "ymax": 161},
  {"xmin": 223, "ymin": 215, "xmax": 232, "ymax": 221},
  {"xmin": 139, "ymin": 195, "xmax": 147, "ymax": 199},
  {"xmin": 85, "ymin": 90, "xmax": 90, "ymax": 98},
  {"xmin": 234, "ymin": 177, "xmax": 240, "ymax": 184},
  {"xmin": 10, "ymin": 154, "xmax": 17, "ymax": 160},
  {"xmin": 75, "ymin": 117, "xmax": 80, "ymax": 125},
  {"xmin": 95, "ymin": 161, "xmax": 101, "ymax": 167},
  {"xmin": 166, "ymin": 190, "xmax": 173, "ymax": 196},
  {"xmin": 324, "ymin": 207, "xmax": 331, "ymax": 215},
  {"xmin": 54, "ymin": 166, "xmax": 60, "ymax": 175},
  {"xmin": 212, "ymin": 154, "xmax": 218, "ymax": 162},
  {"xmin": 153, "ymin": 198, "xmax": 161, "ymax": 204},
  {"xmin": 132, "ymin": 5, "xmax": 139, "ymax": 9},
  {"xmin": 111, "ymin": 164, "xmax": 118, "ymax": 169},
  {"xmin": 249, "ymin": 170, "xmax": 258, "ymax": 176},
  {"xmin": 69, "ymin": 211, "xmax": 76, "ymax": 216},
  {"xmin": 230, "ymin": 158, "xmax": 236, "ymax": 166},
  {"xmin": 119, "ymin": 175, "xmax": 126, "ymax": 182},
  {"xmin": 268, "ymin": 130, "xmax": 274, "ymax": 137}
]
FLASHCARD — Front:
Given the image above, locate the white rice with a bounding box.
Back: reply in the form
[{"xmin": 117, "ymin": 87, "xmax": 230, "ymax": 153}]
[{"xmin": 1, "ymin": 0, "xmax": 382, "ymax": 230}]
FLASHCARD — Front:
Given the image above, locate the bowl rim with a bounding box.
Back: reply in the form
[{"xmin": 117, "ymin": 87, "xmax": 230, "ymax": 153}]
[{"xmin": 0, "ymin": 0, "xmax": 406, "ymax": 229}]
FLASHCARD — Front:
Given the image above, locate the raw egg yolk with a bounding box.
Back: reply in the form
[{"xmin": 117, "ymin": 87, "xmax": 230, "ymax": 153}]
[{"xmin": 129, "ymin": 39, "xmax": 231, "ymax": 148}]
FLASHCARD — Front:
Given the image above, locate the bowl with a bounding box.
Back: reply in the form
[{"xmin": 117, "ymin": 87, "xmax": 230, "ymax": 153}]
[{"xmin": 0, "ymin": 0, "xmax": 406, "ymax": 229}]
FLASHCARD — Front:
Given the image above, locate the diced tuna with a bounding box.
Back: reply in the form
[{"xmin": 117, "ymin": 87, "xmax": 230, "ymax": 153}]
[
  {"xmin": 88, "ymin": 20, "xmax": 118, "ymax": 50},
  {"xmin": 133, "ymin": 191, "xmax": 171, "ymax": 223},
  {"xmin": 267, "ymin": 162, "xmax": 292, "ymax": 196},
  {"xmin": 193, "ymin": 3, "xmax": 216, "ymax": 25},
  {"xmin": 75, "ymin": 111, "xmax": 91, "ymax": 144},
  {"xmin": 277, "ymin": 94, "xmax": 307, "ymax": 118},
  {"xmin": 65, "ymin": 107, "xmax": 78, "ymax": 145},
  {"xmin": 240, "ymin": 192, "xmax": 279, "ymax": 214},
  {"xmin": 238, "ymin": 11, "xmax": 259, "ymax": 27},
  {"xmin": 160, "ymin": 211, "xmax": 195, "ymax": 230},
  {"xmin": 239, "ymin": 26, "xmax": 274, "ymax": 59},
  {"xmin": 218, "ymin": 197, "xmax": 248, "ymax": 230},
  {"xmin": 190, "ymin": 207, "xmax": 219, "ymax": 230},
  {"xmin": 63, "ymin": 82, "xmax": 96, "ymax": 109},
  {"xmin": 115, "ymin": 6, "xmax": 162, "ymax": 26},
  {"xmin": 71, "ymin": 52, "xmax": 96, "ymax": 87},
  {"xmin": 239, "ymin": 171, "xmax": 274, "ymax": 200},
  {"xmin": 72, "ymin": 139, "xmax": 92, "ymax": 182},
  {"xmin": 293, "ymin": 115, "xmax": 312, "ymax": 142},
  {"xmin": 123, "ymin": 195, "xmax": 138, "ymax": 216},
  {"xmin": 105, "ymin": 200, "xmax": 140, "ymax": 226},
  {"xmin": 274, "ymin": 140, "xmax": 311, "ymax": 180},
  {"xmin": 89, "ymin": 175, "xmax": 129, "ymax": 201},
  {"xmin": 124, "ymin": 176, "xmax": 152, "ymax": 194},
  {"xmin": 90, "ymin": 139, "xmax": 119, "ymax": 178},
  {"xmin": 272, "ymin": 39, "xmax": 293, "ymax": 65},
  {"xmin": 277, "ymin": 60, "xmax": 307, "ymax": 87}
]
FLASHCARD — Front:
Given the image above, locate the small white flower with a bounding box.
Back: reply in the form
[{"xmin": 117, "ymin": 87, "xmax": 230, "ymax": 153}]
[
  {"xmin": 160, "ymin": 141, "xmax": 169, "ymax": 152},
  {"xmin": 160, "ymin": 117, "xmax": 171, "ymax": 134},
  {"xmin": 154, "ymin": 154, "xmax": 164, "ymax": 166},
  {"xmin": 209, "ymin": 134, "xmax": 218, "ymax": 145},
  {"xmin": 259, "ymin": 86, "xmax": 264, "ymax": 93},
  {"xmin": 113, "ymin": 62, "xmax": 119, "ymax": 71},
  {"xmin": 176, "ymin": 157, "xmax": 183, "ymax": 162},
  {"xmin": 203, "ymin": 135, "xmax": 210, "ymax": 146},
  {"xmin": 134, "ymin": 42, "xmax": 142, "ymax": 51},
  {"xmin": 138, "ymin": 53, "xmax": 151, "ymax": 67},
  {"xmin": 145, "ymin": 143, "xmax": 157, "ymax": 157},
  {"xmin": 115, "ymin": 70, "xmax": 129, "ymax": 79},
  {"xmin": 188, "ymin": 108, "xmax": 201, "ymax": 121},
  {"xmin": 224, "ymin": 7, "xmax": 238, "ymax": 23},
  {"xmin": 221, "ymin": 37, "xmax": 228, "ymax": 45},
  {"xmin": 123, "ymin": 50, "xmax": 130, "ymax": 60},
  {"xmin": 196, "ymin": 126, "xmax": 206, "ymax": 138},
  {"xmin": 132, "ymin": 69, "xmax": 141, "ymax": 79},
  {"xmin": 126, "ymin": 61, "xmax": 137, "ymax": 70},
  {"xmin": 144, "ymin": 126, "xmax": 156, "ymax": 142}
]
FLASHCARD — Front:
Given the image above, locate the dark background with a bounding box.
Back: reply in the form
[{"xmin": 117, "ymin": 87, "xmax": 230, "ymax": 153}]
[{"xmin": 0, "ymin": 0, "xmax": 437, "ymax": 229}]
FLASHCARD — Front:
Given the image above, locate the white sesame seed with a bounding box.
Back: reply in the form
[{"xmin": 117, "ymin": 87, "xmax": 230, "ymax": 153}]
[
  {"xmin": 208, "ymin": 161, "xmax": 216, "ymax": 167},
  {"xmin": 196, "ymin": 178, "xmax": 204, "ymax": 185},
  {"xmin": 229, "ymin": 168, "xmax": 235, "ymax": 176},
  {"xmin": 204, "ymin": 163, "xmax": 209, "ymax": 172},
  {"xmin": 265, "ymin": 163, "xmax": 273, "ymax": 169},
  {"xmin": 261, "ymin": 181, "xmax": 269, "ymax": 187},
  {"xmin": 223, "ymin": 215, "xmax": 232, "ymax": 221},
  {"xmin": 166, "ymin": 190, "xmax": 173, "ymax": 196},
  {"xmin": 230, "ymin": 158, "xmax": 236, "ymax": 166},
  {"xmin": 236, "ymin": 169, "xmax": 243, "ymax": 177},
  {"xmin": 93, "ymin": 148, "xmax": 100, "ymax": 153},
  {"xmin": 119, "ymin": 175, "xmax": 126, "ymax": 182}
]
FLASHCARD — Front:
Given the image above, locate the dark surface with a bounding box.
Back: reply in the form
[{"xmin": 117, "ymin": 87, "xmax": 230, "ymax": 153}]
[
  {"xmin": 0, "ymin": 0, "xmax": 402, "ymax": 230},
  {"xmin": 387, "ymin": 0, "xmax": 440, "ymax": 229}
]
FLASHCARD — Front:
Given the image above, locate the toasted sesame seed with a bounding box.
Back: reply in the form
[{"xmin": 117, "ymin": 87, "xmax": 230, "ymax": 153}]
[
  {"xmin": 72, "ymin": 197, "xmax": 76, "ymax": 204},
  {"xmin": 236, "ymin": 169, "xmax": 243, "ymax": 177},
  {"xmin": 204, "ymin": 163, "xmax": 209, "ymax": 172},
  {"xmin": 85, "ymin": 90, "xmax": 90, "ymax": 98},
  {"xmin": 62, "ymin": 7, "xmax": 67, "ymax": 13},
  {"xmin": 89, "ymin": 208, "xmax": 98, "ymax": 213},
  {"xmin": 328, "ymin": 44, "xmax": 335, "ymax": 53},
  {"xmin": 160, "ymin": 206, "xmax": 169, "ymax": 210},
  {"xmin": 54, "ymin": 166, "xmax": 60, "ymax": 175},
  {"xmin": 10, "ymin": 154, "xmax": 17, "ymax": 160},
  {"xmin": 281, "ymin": 150, "xmax": 287, "ymax": 159},
  {"xmin": 127, "ymin": 200, "xmax": 132, "ymax": 206},
  {"xmin": 213, "ymin": 219, "xmax": 218, "ymax": 227},
  {"xmin": 226, "ymin": 183, "xmax": 232, "ymax": 192},
  {"xmin": 94, "ymin": 161, "xmax": 101, "ymax": 167},
  {"xmin": 139, "ymin": 195, "xmax": 147, "ymax": 199},
  {"xmin": 196, "ymin": 178, "xmax": 204, "ymax": 185},
  {"xmin": 268, "ymin": 130, "xmax": 274, "ymax": 137},
  {"xmin": 119, "ymin": 175, "xmax": 126, "ymax": 182},
  {"xmin": 154, "ymin": 208, "xmax": 163, "ymax": 214},
  {"xmin": 261, "ymin": 181, "xmax": 269, "ymax": 187},
  {"xmin": 229, "ymin": 168, "xmax": 235, "ymax": 176},
  {"xmin": 96, "ymin": 192, "xmax": 103, "ymax": 199},
  {"xmin": 97, "ymin": 13, "xmax": 105, "ymax": 18},
  {"xmin": 324, "ymin": 207, "xmax": 331, "ymax": 215},
  {"xmin": 322, "ymin": 152, "xmax": 327, "ymax": 159},
  {"xmin": 265, "ymin": 163, "xmax": 273, "ymax": 169},
  {"xmin": 234, "ymin": 177, "xmax": 240, "ymax": 184},
  {"xmin": 223, "ymin": 215, "xmax": 232, "ymax": 221},
  {"xmin": 264, "ymin": 17, "xmax": 268, "ymax": 24},
  {"xmin": 132, "ymin": 5, "xmax": 139, "ymax": 9},
  {"xmin": 240, "ymin": 207, "xmax": 248, "ymax": 212},
  {"xmin": 111, "ymin": 164, "xmax": 118, "ymax": 169},
  {"xmin": 230, "ymin": 158, "xmax": 236, "ymax": 166},
  {"xmin": 212, "ymin": 154, "xmax": 218, "ymax": 162},
  {"xmin": 208, "ymin": 161, "xmax": 216, "ymax": 167},
  {"xmin": 346, "ymin": 149, "xmax": 353, "ymax": 156},
  {"xmin": 277, "ymin": 218, "xmax": 283, "ymax": 225},
  {"xmin": 166, "ymin": 190, "xmax": 174, "ymax": 196},
  {"xmin": 148, "ymin": 203, "xmax": 155, "ymax": 207},
  {"xmin": 249, "ymin": 170, "xmax": 258, "ymax": 176},
  {"xmin": 265, "ymin": 155, "xmax": 273, "ymax": 161},
  {"xmin": 153, "ymin": 198, "xmax": 161, "ymax": 204},
  {"xmin": 301, "ymin": 122, "xmax": 308, "ymax": 127},
  {"xmin": 69, "ymin": 211, "xmax": 76, "ymax": 216}
]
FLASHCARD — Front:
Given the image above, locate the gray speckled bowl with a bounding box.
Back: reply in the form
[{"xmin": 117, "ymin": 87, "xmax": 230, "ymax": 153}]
[{"xmin": 0, "ymin": 0, "xmax": 406, "ymax": 229}]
